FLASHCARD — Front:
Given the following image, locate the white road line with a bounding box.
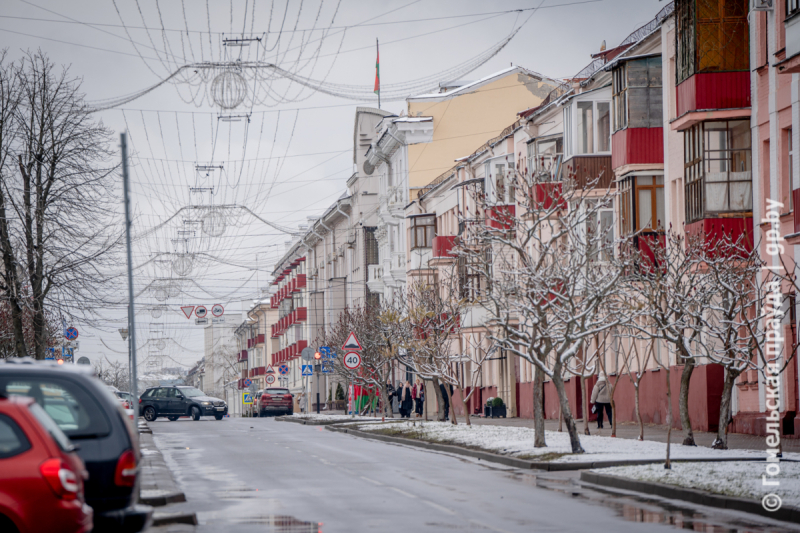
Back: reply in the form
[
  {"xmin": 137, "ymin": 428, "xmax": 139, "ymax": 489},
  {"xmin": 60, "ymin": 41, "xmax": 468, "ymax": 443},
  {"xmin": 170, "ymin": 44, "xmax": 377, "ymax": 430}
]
[
  {"xmin": 390, "ymin": 487, "xmax": 417, "ymax": 499},
  {"xmin": 359, "ymin": 476, "xmax": 382, "ymax": 486},
  {"xmin": 469, "ymin": 519, "xmax": 514, "ymax": 533},
  {"xmin": 423, "ymin": 500, "xmax": 455, "ymax": 515}
]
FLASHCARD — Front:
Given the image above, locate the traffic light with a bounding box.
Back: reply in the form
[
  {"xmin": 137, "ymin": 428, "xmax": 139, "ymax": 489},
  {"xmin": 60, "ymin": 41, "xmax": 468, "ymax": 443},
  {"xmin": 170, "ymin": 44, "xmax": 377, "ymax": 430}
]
[
  {"xmin": 56, "ymin": 358, "xmax": 64, "ymax": 365},
  {"xmin": 314, "ymin": 351, "xmax": 321, "ymax": 360}
]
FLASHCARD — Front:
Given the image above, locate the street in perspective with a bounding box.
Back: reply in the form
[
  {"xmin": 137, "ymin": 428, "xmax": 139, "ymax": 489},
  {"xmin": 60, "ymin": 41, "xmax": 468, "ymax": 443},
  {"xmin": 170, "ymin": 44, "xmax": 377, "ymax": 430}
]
[{"xmin": 1, "ymin": 1, "xmax": 800, "ymax": 532}]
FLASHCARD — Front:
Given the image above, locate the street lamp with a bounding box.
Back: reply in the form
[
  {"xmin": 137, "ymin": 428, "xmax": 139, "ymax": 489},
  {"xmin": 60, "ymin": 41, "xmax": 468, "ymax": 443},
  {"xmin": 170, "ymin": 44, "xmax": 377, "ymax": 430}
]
[{"xmin": 119, "ymin": 328, "xmax": 132, "ymax": 396}]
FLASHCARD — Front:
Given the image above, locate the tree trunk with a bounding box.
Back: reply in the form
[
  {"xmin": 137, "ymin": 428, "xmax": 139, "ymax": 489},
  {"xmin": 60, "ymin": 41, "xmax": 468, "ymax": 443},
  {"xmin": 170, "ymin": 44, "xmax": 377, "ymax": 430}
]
[
  {"xmin": 581, "ymin": 375, "xmax": 590, "ymax": 435},
  {"xmin": 459, "ymin": 387, "xmax": 471, "ymax": 426},
  {"xmin": 533, "ymin": 365, "xmax": 546, "ymax": 447},
  {"xmin": 665, "ymin": 366, "xmax": 672, "ymax": 469},
  {"xmin": 552, "ymin": 372, "xmax": 584, "ymax": 453},
  {"xmin": 381, "ymin": 384, "xmax": 394, "ymax": 419},
  {"xmin": 609, "ymin": 385, "xmax": 617, "ymax": 438},
  {"xmin": 679, "ymin": 358, "xmax": 696, "ymax": 446},
  {"xmin": 432, "ymin": 376, "xmax": 445, "ymax": 421},
  {"xmin": 634, "ymin": 381, "xmax": 644, "ymax": 441},
  {"xmin": 712, "ymin": 368, "xmax": 738, "ymax": 450}
]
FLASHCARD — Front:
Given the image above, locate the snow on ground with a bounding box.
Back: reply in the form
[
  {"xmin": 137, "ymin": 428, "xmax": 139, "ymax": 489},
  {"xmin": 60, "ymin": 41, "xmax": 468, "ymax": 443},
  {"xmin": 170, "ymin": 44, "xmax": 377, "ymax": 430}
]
[
  {"xmin": 290, "ymin": 413, "xmax": 382, "ymax": 422},
  {"xmin": 355, "ymin": 421, "xmax": 800, "ymax": 463},
  {"xmin": 594, "ymin": 461, "xmax": 800, "ymax": 508}
]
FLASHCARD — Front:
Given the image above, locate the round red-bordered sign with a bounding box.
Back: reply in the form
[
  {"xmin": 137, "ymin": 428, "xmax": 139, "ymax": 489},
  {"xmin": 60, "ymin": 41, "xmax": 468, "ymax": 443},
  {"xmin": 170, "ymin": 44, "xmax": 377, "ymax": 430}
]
[
  {"xmin": 266, "ymin": 374, "xmax": 276, "ymax": 384},
  {"xmin": 343, "ymin": 352, "xmax": 361, "ymax": 370},
  {"xmin": 195, "ymin": 306, "xmax": 208, "ymax": 318},
  {"xmin": 211, "ymin": 303, "xmax": 224, "ymax": 317}
]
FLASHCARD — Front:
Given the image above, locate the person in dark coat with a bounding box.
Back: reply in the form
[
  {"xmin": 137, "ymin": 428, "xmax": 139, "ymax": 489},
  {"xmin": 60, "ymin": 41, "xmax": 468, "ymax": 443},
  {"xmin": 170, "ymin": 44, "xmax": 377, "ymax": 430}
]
[
  {"xmin": 439, "ymin": 382, "xmax": 453, "ymax": 421},
  {"xmin": 399, "ymin": 381, "xmax": 414, "ymax": 418},
  {"xmin": 412, "ymin": 378, "xmax": 425, "ymax": 418},
  {"xmin": 385, "ymin": 380, "xmax": 395, "ymax": 416}
]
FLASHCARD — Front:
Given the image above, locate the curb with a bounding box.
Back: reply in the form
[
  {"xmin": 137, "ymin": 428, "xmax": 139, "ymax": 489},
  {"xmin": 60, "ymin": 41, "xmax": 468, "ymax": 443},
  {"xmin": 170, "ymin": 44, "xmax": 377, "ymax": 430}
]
[
  {"xmin": 580, "ymin": 471, "xmax": 800, "ymax": 525},
  {"xmin": 151, "ymin": 511, "xmax": 199, "ymax": 527},
  {"xmin": 140, "ymin": 490, "xmax": 187, "ymax": 507},
  {"xmin": 275, "ymin": 416, "xmax": 380, "ymax": 426},
  {"xmin": 325, "ymin": 425, "xmax": 776, "ymax": 471}
]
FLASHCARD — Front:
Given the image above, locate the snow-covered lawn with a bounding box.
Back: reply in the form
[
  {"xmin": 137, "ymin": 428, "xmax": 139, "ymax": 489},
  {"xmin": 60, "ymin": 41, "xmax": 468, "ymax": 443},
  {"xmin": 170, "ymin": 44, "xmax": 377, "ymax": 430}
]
[
  {"xmin": 594, "ymin": 462, "xmax": 800, "ymax": 508},
  {"xmin": 355, "ymin": 421, "xmax": 800, "ymax": 464}
]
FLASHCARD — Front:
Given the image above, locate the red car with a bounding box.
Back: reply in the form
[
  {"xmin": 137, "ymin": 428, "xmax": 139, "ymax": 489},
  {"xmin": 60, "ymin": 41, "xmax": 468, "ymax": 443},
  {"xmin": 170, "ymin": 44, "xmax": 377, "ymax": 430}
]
[
  {"xmin": 0, "ymin": 395, "xmax": 92, "ymax": 533},
  {"xmin": 258, "ymin": 388, "xmax": 294, "ymax": 417}
]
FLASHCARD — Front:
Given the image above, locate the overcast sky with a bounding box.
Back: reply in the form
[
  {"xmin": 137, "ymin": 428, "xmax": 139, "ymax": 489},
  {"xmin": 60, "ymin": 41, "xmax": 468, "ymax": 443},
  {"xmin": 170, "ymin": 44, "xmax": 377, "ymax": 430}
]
[{"xmin": 0, "ymin": 0, "xmax": 666, "ymax": 373}]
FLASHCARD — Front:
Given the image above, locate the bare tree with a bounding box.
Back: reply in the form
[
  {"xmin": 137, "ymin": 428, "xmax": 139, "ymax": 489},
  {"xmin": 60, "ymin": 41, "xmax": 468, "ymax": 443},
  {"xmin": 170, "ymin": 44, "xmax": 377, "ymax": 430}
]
[
  {"xmin": 0, "ymin": 50, "xmax": 121, "ymax": 359},
  {"xmin": 93, "ymin": 356, "xmax": 130, "ymax": 390},
  {"xmin": 617, "ymin": 326, "xmax": 653, "ymax": 441}
]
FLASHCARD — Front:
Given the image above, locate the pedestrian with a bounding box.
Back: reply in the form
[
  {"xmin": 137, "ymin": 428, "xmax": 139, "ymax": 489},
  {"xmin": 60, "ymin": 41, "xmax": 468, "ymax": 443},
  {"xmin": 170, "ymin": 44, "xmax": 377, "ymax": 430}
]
[
  {"xmin": 298, "ymin": 392, "xmax": 307, "ymax": 414},
  {"xmin": 439, "ymin": 382, "xmax": 452, "ymax": 421},
  {"xmin": 385, "ymin": 380, "xmax": 395, "ymax": 415},
  {"xmin": 399, "ymin": 381, "xmax": 413, "ymax": 418},
  {"xmin": 412, "ymin": 378, "xmax": 424, "ymax": 418},
  {"xmin": 591, "ymin": 376, "xmax": 613, "ymax": 429}
]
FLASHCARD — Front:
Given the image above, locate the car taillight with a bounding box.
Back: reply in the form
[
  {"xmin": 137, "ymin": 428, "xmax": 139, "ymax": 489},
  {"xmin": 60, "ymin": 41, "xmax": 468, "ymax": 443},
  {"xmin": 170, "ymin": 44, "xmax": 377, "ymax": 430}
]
[
  {"xmin": 40, "ymin": 459, "xmax": 80, "ymax": 500},
  {"xmin": 138, "ymin": 398, "xmax": 142, "ymax": 404},
  {"xmin": 114, "ymin": 449, "xmax": 138, "ymax": 487},
  {"xmin": 283, "ymin": 394, "xmax": 292, "ymax": 400}
]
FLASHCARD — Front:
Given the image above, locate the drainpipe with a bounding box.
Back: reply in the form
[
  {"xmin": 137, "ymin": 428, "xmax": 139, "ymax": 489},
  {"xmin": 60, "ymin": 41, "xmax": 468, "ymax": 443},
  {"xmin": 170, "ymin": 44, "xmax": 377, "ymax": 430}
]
[{"xmin": 335, "ymin": 201, "xmax": 352, "ymax": 306}]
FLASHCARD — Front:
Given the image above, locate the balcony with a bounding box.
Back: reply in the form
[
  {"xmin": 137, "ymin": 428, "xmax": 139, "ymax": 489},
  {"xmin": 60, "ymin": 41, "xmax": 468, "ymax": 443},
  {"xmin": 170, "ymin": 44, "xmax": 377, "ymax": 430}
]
[
  {"xmin": 631, "ymin": 232, "xmax": 665, "ymax": 272},
  {"xmin": 685, "ymin": 217, "xmax": 754, "ymax": 257},
  {"xmin": 409, "ymin": 247, "xmax": 432, "ymax": 270},
  {"xmin": 562, "ymin": 155, "xmax": 614, "ymax": 190},
  {"xmin": 486, "ymin": 205, "xmax": 515, "ymax": 231},
  {"xmin": 611, "ymin": 128, "xmax": 664, "ymax": 171},
  {"xmin": 433, "ymin": 236, "xmax": 458, "ymax": 258},
  {"xmin": 252, "ymin": 366, "xmax": 265, "ymax": 376},
  {"xmin": 255, "ymin": 333, "xmax": 265, "ymax": 346},
  {"xmin": 531, "ymin": 183, "xmax": 565, "ymax": 210},
  {"xmin": 673, "ymin": 73, "xmax": 750, "ymax": 131},
  {"xmin": 238, "ymin": 350, "xmax": 248, "ymax": 362},
  {"xmin": 367, "ymin": 264, "xmax": 384, "ymax": 293}
]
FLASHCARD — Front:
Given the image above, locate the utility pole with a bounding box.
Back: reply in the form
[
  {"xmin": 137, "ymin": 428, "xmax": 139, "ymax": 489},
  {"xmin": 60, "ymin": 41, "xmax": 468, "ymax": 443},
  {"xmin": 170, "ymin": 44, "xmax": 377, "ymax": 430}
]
[{"xmin": 121, "ymin": 133, "xmax": 139, "ymax": 434}]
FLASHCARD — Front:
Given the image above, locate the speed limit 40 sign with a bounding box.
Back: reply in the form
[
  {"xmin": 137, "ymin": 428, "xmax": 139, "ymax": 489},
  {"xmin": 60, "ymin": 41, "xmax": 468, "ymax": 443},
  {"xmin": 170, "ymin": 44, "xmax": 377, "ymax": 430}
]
[{"xmin": 343, "ymin": 351, "xmax": 361, "ymax": 370}]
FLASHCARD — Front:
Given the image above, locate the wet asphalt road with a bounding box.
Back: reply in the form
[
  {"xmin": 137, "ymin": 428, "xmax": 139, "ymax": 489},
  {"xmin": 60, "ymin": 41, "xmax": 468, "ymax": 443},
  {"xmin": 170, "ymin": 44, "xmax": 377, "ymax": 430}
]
[{"xmin": 149, "ymin": 417, "xmax": 798, "ymax": 533}]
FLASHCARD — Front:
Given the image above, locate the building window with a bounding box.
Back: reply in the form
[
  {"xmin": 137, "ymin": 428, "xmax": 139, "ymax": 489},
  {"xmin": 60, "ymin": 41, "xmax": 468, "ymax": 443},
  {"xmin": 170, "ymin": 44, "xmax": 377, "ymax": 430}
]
[
  {"xmin": 485, "ymin": 157, "xmax": 516, "ymax": 204},
  {"xmin": 612, "ymin": 57, "xmax": 663, "ymax": 132},
  {"xmin": 585, "ymin": 199, "xmax": 615, "ymax": 262},
  {"xmin": 458, "ymin": 250, "xmax": 491, "ymax": 301},
  {"xmin": 620, "ymin": 175, "xmax": 665, "ymax": 236},
  {"xmin": 574, "ymin": 101, "xmax": 611, "ymax": 155},
  {"xmin": 528, "ymin": 137, "xmax": 563, "ymax": 181},
  {"xmin": 788, "ymin": 127, "xmax": 794, "ymax": 210},
  {"xmin": 684, "ymin": 120, "xmax": 752, "ymax": 223},
  {"xmin": 364, "ymin": 227, "xmax": 379, "ymax": 265},
  {"xmin": 676, "ymin": 0, "xmax": 749, "ymax": 85},
  {"xmin": 409, "ymin": 215, "xmax": 435, "ymax": 249},
  {"xmin": 789, "ymin": 0, "xmax": 800, "ymax": 19}
]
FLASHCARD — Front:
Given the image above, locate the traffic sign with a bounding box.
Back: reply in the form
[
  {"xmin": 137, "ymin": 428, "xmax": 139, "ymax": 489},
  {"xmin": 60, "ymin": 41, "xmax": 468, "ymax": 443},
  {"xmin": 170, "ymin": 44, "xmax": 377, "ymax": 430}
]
[
  {"xmin": 300, "ymin": 347, "xmax": 315, "ymax": 361},
  {"xmin": 65, "ymin": 327, "xmax": 79, "ymax": 340},
  {"xmin": 266, "ymin": 374, "xmax": 276, "ymax": 384},
  {"xmin": 180, "ymin": 306, "xmax": 195, "ymax": 319},
  {"xmin": 342, "ymin": 332, "xmax": 362, "ymax": 351},
  {"xmin": 321, "ymin": 361, "xmax": 333, "ymax": 374},
  {"xmin": 77, "ymin": 356, "xmax": 91, "ymax": 365},
  {"xmin": 195, "ymin": 318, "xmax": 208, "ymax": 325},
  {"xmin": 319, "ymin": 346, "xmax": 331, "ymax": 357},
  {"xmin": 343, "ymin": 352, "xmax": 362, "ymax": 370},
  {"xmin": 265, "ymin": 365, "xmax": 275, "ymax": 374},
  {"xmin": 195, "ymin": 306, "xmax": 208, "ymax": 318},
  {"xmin": 211, "ymin": 303, "xmax": 224, "ymax": 317},
  {"xmin": 243, "ymin": 393, "xmax": 253, "ymax": 405},
  {"xmin": 301, "ymin": 365, "xmax": 312, "ymax": 376},
  {"xmin": 278, "ymin": 364, "xmax": 290, "ymax": 375},
  {"xmin": 243, "ymin": 378, "xmax": 252, "ymax": 387}
]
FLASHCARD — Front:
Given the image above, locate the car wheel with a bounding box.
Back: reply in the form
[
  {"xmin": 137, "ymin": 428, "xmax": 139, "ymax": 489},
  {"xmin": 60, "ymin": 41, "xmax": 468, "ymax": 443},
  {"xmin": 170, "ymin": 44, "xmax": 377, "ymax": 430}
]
[
  {"xmin": 214, "ymin": 413, "xmax": 223, "ymax": 420},
  {"xmin": 168, "ymin": 416, "xmax": 179, "ymax": 421},
  {"xmin": 191, "ymin": 406, "xmax": 201, "ymax": 421},
  {"xmin": 143, "ymin": 407, "xmax": 157, "ymax": 422}
]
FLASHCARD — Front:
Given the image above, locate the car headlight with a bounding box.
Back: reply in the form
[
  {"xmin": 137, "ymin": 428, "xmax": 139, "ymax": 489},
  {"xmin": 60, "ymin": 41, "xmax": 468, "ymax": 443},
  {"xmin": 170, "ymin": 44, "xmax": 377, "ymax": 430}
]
[{"xmin": 202, "ymin": 401, "xmax": 211, "ymax": 405}]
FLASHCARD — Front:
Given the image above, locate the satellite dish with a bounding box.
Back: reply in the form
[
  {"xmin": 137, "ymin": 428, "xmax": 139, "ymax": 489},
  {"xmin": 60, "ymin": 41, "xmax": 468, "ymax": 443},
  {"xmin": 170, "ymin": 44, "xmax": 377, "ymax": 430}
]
[{"xmin": 77, "ymin": 357, "xmax": 91, "ymax": 365}]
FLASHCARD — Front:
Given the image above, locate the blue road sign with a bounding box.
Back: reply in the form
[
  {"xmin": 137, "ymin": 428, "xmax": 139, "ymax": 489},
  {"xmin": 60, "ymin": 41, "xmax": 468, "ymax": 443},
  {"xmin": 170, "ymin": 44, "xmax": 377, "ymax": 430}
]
[
  {"xmin": 301, "ymin": 365, "xmax": 312, "ymax": 377},
  {"xmin": 319, "ymin": 346, "xmax": 331, "ymax": 357},
  {"xmin": 243, "ymin": 393, "xmax": 253, "ymax": 405},
  {"xmin": 321, "ymin": 361, "xmax": 333, "ymax": 374},
  {"xmin": 65, "ymin": 327, "xmax": 79, "ymax": 340},
  {"xmin": 278, "ymin": 364, "xmax": 290, "ymax": 375},
  {"xmin": 243, "ymin": 378, "xmax": 252, "ymax": 387}
]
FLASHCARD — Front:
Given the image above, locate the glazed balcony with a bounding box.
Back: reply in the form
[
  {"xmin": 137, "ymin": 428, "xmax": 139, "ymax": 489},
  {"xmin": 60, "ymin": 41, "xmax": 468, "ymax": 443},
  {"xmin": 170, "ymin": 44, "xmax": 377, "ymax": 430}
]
[{"xmin": 562, "ymin": 155, "xmax": 615, "ymax": 190}]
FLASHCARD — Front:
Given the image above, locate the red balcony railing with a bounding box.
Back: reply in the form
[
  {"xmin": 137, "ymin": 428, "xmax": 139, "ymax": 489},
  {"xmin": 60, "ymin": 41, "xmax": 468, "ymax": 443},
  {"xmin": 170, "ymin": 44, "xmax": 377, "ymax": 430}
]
[
  {"xmin": 532, "ymin": 183, "xmax": 565, "ymax": 210},
  {"xmin": 684, "ymin": 217, "xmax": 754, "ymax": 257},
  {"xmin": 486, "ymin": 205, "xmax": 516, "ymax": 231},
  {"xmin": 433, "ymin": 236, "xmax": 458, "ymax": 258}
]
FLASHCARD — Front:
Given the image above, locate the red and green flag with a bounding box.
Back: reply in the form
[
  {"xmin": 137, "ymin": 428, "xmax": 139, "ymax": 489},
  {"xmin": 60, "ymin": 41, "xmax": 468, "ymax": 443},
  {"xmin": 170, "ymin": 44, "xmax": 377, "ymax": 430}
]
[{"xmin": 374, "ymin": 39, "xmax": 380, "ymax": 96}]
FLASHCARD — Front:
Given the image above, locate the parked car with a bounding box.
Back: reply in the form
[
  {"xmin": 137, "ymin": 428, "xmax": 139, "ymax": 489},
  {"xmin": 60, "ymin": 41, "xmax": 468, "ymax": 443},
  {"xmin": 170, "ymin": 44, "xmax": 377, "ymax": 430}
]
[
  {"xmin": 0, "ymin": 395, "xmax": 93, "ymax": 533},
  {"xmin": 113, "ymin": 392, "xmax": 137, "ymax": 422},
  {"xmin": 0, "ymin": 358, "xmax": 152, "ymax": 532},
  {"xmin": 138, "ymin": 386, "xmax": 227, "ymax": 421},
  {"xmin": 258, "ymin": 388, "xmax": 293, "ymax": 417}
]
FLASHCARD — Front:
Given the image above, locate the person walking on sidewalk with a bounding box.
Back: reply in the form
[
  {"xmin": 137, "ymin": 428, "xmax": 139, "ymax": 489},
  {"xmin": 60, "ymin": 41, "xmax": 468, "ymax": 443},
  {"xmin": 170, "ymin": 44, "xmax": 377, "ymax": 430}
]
[
  {"xmin": 591, "ymin": 376, "xmax": 612, "ymax": 429},
  {"xmin": 298, "ymin": 392, "xmax": 307, "ymax": 414},
  {"xmin": 412, "ymin": 378, "xmax": 424, "ymax": 418},
  {"xmin": 439, "ymin": 382, "xmax": 453, "ymax": 421},
  {"xmin": 399, "ymin": 381, "xmax": 413, "ymax": 418}
]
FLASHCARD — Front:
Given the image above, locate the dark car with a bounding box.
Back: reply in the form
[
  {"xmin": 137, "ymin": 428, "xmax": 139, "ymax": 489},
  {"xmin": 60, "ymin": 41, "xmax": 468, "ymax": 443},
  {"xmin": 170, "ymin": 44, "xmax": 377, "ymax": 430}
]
[
  {"xmin": 0, "ymin": 395, "xmax": 93, "ymax": 533},
  {"xmin": 139, "ymin": 386, "xmax": 227, "ymax": 422},
  {"xmin": 0, "ymin": 358, "xmax": 152, "ymax": 532},
  {"xmin": 258, "ymin": 388, "xmax": 294, "ymax": 417}
]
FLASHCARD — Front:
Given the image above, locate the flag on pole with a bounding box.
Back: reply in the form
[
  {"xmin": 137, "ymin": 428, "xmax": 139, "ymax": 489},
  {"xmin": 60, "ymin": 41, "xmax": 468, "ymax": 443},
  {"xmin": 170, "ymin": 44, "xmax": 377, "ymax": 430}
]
[{"xmin": 374, "ymin": 39, "xmax": 380, "ymax": 104}]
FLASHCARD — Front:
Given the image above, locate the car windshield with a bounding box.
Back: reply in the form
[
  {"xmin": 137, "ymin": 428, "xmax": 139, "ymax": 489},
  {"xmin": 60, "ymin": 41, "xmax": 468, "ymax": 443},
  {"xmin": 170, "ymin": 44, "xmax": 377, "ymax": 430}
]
[
  {"xmin": 266, "ymin": 389, "xmax": 290, "ymax": 395},
  {"xmin": 0, "ymin": 375, "xmax": 111, "ymax": 439},
  {"xmin": 179, "ymin": 387, "xmax": 205, "ymax": 398}
]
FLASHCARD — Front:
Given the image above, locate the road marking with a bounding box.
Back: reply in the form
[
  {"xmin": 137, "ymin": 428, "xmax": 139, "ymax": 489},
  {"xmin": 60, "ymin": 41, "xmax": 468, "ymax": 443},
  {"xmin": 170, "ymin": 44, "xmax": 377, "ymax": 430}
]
[
  {"xmin": 390, "ymin": 487, "xmax": 417, "ymax": 499},
  {"xmin": 469, "ymin": 519, "xmax": 514, "ymax": 533},
  {"xmin": 359, "ymin": 476, "xmax": 382, "ymax": 486},
  {"xmin": 423, "ymin": 500, "xmax": 455, "ymax": 515}
]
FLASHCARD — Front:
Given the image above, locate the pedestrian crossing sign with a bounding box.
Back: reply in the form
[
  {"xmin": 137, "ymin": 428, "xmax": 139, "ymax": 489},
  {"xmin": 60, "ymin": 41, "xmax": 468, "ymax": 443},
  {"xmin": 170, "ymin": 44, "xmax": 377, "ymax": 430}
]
[
  {"xmin": 302, "ymin": 365, "xmax": 312, "ymax": 377},
  {"xmin": 243, "ymin": 393, "xmax": 253, "ymax": 405}
]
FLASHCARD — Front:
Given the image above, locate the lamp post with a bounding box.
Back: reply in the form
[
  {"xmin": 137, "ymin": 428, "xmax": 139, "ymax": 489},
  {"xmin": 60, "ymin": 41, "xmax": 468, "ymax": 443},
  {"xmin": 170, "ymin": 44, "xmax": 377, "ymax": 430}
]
[{"xmin": 119, "ymin": 327, "xmax": 130, "ymax": 393}]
